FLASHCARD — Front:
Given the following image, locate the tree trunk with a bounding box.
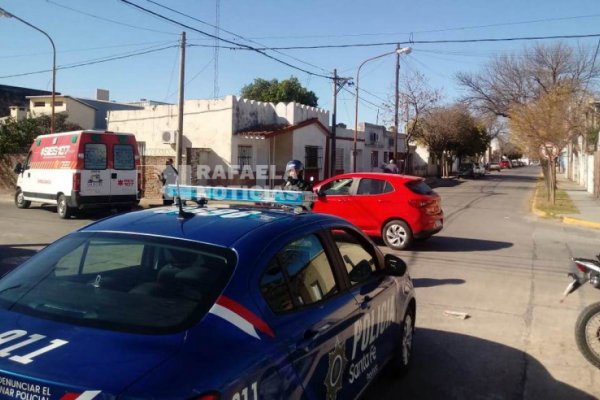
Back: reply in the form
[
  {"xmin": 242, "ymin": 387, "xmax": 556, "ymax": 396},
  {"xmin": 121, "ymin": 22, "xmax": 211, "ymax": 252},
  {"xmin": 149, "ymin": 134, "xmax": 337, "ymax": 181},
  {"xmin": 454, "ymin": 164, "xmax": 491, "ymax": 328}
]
[{"xmin": 548, "ymin": 158, "xmax": 556, "ymax": 204}]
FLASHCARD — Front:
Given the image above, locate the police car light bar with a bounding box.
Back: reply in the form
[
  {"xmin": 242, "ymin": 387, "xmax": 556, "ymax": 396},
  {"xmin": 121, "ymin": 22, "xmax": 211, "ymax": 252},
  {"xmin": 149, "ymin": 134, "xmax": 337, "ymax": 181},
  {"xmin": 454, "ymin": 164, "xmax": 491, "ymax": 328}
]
[{"xmin": 164, "ymin": 185, "xmax": 315, "ymax": 207}]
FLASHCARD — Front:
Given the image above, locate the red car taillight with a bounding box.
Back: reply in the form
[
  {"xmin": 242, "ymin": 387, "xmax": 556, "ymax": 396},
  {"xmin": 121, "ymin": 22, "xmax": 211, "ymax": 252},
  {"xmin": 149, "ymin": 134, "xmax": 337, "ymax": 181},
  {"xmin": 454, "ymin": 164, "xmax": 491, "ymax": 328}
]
[
  {"xmin": 72, "ymin": 173, "xmax": 81, "ymax": 192},
  {"xmin": 408, "ymin": 199, "xmax": 433, "ymax": 208}
]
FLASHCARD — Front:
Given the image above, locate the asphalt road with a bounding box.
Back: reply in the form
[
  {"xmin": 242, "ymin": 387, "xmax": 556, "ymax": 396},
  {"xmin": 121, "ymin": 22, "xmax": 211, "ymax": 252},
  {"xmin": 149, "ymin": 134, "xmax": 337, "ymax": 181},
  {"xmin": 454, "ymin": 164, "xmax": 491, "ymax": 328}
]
[
  {"xmin": 366, "ymin": 166, "xmax": 600, "ymax": 400},
  {"xmin": 0, "ymin": 167, "xmax": 599, "ymax": 399}
]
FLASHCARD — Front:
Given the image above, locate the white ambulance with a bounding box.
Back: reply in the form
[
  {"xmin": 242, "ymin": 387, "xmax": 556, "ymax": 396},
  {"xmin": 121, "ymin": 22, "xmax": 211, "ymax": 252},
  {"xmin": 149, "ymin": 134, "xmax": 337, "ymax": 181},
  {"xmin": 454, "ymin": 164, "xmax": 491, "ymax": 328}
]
[{"xmin": 14, "ymin": 130, "xmax": 142, "ymax": 218}]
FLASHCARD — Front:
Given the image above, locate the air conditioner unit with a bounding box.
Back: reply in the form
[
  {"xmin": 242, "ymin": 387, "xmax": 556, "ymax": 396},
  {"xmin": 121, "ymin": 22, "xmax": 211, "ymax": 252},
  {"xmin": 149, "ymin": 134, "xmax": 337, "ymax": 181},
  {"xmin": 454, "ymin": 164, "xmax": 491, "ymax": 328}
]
[{"xmin": 161, "ymin": 131, "xmax": 176, "ymax": 144}]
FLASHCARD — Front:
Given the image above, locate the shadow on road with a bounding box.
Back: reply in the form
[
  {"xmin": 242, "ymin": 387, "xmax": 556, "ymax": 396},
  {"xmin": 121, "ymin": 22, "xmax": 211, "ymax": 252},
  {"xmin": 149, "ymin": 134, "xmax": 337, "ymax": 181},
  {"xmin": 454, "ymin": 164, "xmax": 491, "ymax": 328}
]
[
  {"xmin": 413, "ymin": 278, "xmax": 465, "ymax": 288},
  {"xmin": 410, "ymin": 236, "xmax": 513, "ymax": 252},
  {"xmin": 364, "ymin": 328, "xmax": 595, "ymax": 400},
  {"xmin": 0, "ymin": 244, "xmax": 45, "ymax": 276},
  {"xmin": 33, "ymin": 204, "xmax": 131, "ymax": 221}
]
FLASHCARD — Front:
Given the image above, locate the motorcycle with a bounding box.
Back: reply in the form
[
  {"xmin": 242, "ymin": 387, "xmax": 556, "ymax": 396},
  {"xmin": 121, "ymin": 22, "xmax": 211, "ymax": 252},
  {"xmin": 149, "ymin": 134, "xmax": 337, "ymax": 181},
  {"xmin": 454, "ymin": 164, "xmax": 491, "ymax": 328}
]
[{"xmin": 562, "ymin": 254, "xmax": 600, "ymax": 368}]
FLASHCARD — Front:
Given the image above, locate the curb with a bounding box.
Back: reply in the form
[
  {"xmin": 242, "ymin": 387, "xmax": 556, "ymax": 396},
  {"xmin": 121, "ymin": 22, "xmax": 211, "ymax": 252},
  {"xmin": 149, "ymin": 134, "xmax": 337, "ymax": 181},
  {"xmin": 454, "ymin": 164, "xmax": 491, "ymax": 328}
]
[{"xmin": 531, "ymin": 188, "xmax": 600, "ymax": 230}]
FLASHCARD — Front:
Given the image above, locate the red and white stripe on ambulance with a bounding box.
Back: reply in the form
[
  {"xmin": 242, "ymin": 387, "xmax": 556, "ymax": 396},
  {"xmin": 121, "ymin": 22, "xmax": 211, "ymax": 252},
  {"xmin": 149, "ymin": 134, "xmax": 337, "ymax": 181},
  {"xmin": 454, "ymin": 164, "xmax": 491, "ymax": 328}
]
[{"xmin": 21, "ymin": 131, "xmax": 140, "ymax": 201}]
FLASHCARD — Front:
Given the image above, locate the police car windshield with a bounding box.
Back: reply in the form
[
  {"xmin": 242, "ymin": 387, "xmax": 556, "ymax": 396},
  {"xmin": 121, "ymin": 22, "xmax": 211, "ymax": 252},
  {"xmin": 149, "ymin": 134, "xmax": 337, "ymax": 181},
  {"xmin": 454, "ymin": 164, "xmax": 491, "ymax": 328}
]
[{"xmin": 0, "ymin": 232, "xmax": 236, "ymax": 334}]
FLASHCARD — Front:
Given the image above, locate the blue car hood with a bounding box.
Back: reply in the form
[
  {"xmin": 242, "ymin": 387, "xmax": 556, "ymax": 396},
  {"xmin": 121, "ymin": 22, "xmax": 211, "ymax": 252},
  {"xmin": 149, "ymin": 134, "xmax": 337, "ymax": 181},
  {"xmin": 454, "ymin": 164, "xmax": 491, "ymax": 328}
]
[{"xmin": 0, "ymin": 310, "xmax": 183, "ymax": 399}]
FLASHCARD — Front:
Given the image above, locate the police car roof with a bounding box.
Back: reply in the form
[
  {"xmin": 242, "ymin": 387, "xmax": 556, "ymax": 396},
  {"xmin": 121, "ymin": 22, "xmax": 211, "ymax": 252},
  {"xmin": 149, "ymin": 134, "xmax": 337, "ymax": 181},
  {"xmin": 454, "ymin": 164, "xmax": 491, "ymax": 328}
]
[{"xmin": 78, "ymin": 206, "xmax": 339, "ymax": 248}]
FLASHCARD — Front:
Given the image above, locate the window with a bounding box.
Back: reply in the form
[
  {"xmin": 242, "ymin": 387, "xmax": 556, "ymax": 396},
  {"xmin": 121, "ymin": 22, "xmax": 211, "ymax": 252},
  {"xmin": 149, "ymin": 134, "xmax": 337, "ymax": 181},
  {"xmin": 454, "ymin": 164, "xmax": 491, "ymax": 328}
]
[
  {"xmin": 305, "ymin": 146, "xmax": 322, "ymax": 169},
  {"xmin": 371, "ymin": 150, "xmax": 379, "ymax": 167},
  {"xmin": 405, "ymin": 180, "xmax": 434, "ymax": 195},
  {"xmin": 238, "ymin": 145, "xmax": 252, "ymax": 167},
  {"xmin": 0, "ymin": 232, "xmax": 236, "ymax": 334},
  {"xmin": 330, "ymin": 229, "xmax": 378, "ymax": 285},
  {"xmin": 261, "ymin": 234, "xmax": 338, "ymax": 313},
  {"xmin": 54, "ymin": 101, "xmax": 64, "ymax": 107},
  {"xmin": 356, "ymin": 178, "xmax": 393, "ymax": 195},
  {"xmin": 320, "ymin": 178, "xmax": 353, "ymax": 195},
  {"xmin": 114, "ymin": 144, "xmax": 135, "ymax": 170},
  {"xmin": 368, "ymin": 132, "xmax": 378, "ymax": 144},
  {"xmin": 84, "ymin": 143, "xmax": 107, "ymax": 170},
  {"xmin": 33, "ymin": 102, "xmax": 45, "ymax": 107}
]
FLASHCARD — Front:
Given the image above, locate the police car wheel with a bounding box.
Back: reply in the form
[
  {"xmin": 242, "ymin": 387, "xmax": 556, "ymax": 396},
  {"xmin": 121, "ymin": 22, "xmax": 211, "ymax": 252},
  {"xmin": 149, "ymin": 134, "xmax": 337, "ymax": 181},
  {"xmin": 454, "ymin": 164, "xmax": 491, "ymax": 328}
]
[
  {"xmin": 15, "ymin": 189, "xmax": 31, "ymax": 209},
  {"xmin": 387, "ymin": 308, "xmax": 415, "ymax": 377},
  {"xmin": 382, "ymin": 220, "xmax": 413, "ymax": 250},
  {"xmin": 57, "ymin": 194, "xmax": 72, "ymax": 219}
]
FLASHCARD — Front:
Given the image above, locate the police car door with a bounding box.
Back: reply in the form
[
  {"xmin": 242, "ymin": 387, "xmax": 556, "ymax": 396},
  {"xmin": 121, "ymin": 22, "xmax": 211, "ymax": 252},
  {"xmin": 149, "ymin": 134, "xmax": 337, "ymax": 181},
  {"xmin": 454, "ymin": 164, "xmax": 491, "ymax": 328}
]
[
  {"xmin": 258, "ymin": 232, "xmax": 358, "ymax": 400},
  {"xmin": 327, "ymin": 227, "xmax": 400, "ymax": 394}
]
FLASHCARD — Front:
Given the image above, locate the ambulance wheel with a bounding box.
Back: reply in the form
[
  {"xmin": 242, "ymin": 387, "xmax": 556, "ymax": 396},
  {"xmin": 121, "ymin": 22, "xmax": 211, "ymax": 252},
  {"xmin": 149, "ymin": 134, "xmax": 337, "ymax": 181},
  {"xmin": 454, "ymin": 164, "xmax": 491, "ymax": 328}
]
[
  {"xmin": 15, "ymin": 189, "xmax": 31, "ymax": 209},
  {"xmin": 57, "ymin": 194, "xmax": 72, "ymax": 219}
]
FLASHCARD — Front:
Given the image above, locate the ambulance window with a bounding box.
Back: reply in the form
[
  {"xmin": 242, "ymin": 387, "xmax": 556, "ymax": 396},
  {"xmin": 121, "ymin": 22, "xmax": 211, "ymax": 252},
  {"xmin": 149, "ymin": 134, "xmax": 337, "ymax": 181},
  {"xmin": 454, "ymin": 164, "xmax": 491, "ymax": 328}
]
[
  {"xmin": 84, "ymin": 144, "xmax": 107, "ymax": 170},
  {"xmin": 114, "ymin": 144, "xmax": 134, "ymax": 170}
]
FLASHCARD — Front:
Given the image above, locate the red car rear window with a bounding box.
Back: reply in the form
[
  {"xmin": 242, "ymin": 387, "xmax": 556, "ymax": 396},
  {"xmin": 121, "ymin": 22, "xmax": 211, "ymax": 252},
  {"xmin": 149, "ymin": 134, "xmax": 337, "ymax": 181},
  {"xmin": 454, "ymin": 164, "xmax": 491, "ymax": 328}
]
[{"xmin": 405, "ymin": 180, "xmax": 434, "ymax": 195}]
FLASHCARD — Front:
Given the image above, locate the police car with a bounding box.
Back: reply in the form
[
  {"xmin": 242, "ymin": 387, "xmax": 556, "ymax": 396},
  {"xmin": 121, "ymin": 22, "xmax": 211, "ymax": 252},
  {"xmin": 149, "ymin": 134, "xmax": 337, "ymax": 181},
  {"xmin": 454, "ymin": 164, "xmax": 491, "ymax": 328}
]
[{"xmin": 0, "ymin": 186, "xmax": 416, "ymax": 400}]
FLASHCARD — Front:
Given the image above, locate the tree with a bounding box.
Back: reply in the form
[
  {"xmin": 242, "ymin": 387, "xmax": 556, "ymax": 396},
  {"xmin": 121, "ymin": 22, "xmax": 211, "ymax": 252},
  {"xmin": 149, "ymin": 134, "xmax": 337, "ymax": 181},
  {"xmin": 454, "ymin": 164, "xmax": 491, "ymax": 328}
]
[
  {"xmin": 457, "ymin": 42, "xmax": 599, "ymax": 118},
  {"xmin": 240, "ymin": 77, "xmax": 318, "ymax": 107},
  {"xmin": 509, "ymin": 85, "xmax": 584, "ymax": 203},
  {"xmin": 0, "ymin": 113, "xmax": 82, "ymax": 155},
  {"xmin": 414, "ymin": 104, "xmax": 482, "ymax": 177},
  {"xmin": 383, "ymin": 71, "xmax": 441, "ymax": 173}
]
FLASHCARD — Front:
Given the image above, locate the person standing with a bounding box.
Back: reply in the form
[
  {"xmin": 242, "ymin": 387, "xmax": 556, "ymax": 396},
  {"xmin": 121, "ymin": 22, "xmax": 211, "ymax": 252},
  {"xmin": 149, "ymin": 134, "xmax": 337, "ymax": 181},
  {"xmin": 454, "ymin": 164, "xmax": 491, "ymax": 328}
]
[
  {"xmin": 281, "ymin": 160, "xmax": 313, "ymax": 191},
  {"xmin": 160, "ymin": 158, "xmax": 178, "ymax": 205}
]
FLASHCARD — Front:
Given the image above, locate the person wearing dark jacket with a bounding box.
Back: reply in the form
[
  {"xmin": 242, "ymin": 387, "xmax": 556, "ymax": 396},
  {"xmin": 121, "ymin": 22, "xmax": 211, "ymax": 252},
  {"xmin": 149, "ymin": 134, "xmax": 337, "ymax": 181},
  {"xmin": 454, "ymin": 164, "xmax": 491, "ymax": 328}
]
[{"xmin": 281, "ymin": 159, "xmax": 312, "ymax": 191}]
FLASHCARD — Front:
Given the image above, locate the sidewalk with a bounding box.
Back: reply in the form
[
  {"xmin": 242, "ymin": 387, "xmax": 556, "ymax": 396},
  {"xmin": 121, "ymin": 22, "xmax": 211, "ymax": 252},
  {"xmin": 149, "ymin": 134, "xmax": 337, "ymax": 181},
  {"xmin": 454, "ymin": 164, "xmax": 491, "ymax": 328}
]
[{"xmin": 533, "ymin": 174, "xmax": 600, "ymax": 230}]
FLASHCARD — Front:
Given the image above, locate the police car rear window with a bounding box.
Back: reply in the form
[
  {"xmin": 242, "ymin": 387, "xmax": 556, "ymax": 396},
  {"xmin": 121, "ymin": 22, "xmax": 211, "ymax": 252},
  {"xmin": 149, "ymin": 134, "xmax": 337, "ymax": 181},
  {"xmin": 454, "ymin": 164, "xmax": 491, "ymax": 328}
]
[{"xmin": 0, "ymin": 232, "xmax": 236, "ymax": 334}]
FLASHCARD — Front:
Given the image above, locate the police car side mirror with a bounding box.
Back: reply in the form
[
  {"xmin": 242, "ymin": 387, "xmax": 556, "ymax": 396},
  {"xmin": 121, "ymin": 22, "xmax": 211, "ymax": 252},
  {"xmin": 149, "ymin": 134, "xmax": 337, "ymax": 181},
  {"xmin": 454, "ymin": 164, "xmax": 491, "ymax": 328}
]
[
  {"xmin": 383, "ymin": 254, "xmax": 407, "ymax": 276},
  {"xmin": 13, "ymin": 163, "xmax": 22, "ymax": 174}
]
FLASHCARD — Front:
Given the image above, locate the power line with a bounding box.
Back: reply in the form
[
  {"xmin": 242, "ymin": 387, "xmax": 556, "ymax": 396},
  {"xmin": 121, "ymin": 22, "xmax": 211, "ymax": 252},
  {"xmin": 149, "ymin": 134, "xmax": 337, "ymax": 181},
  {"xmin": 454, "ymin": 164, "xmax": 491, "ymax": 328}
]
[
  {"xmin": 236, "ymin": 32, "xmax": 600, "ymax": 51},
  {"xmin": 143, "ymin": 0, "xmax": 330, "ymax": 74},
  {"xmin": 0, "ymin": 45, "xmax": 177, "ymax": 79},
  {"xmin": 46, "ymin": 0, "xmax": 178, "ymax": 35},
  {"xmin": 119, "ymin": 0, "xmax": 332, "ymax": 79},
  {"xmin": 246, "ymin": 13, "xmax": 600, "ymax": 40}
]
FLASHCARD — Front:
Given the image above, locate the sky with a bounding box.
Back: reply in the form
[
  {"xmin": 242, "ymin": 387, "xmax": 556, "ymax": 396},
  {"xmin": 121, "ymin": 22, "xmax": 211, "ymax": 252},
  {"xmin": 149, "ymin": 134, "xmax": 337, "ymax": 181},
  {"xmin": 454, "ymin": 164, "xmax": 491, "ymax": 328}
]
[{"xmin": 0, "ymin": 0, "xmax": 598, "ymax": 128}]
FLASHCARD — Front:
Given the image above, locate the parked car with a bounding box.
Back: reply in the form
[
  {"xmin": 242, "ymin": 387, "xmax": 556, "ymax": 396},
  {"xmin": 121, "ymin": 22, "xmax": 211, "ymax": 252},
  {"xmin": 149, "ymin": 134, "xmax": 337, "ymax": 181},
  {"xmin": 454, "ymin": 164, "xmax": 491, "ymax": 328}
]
[
  {"xmin": 0, "ymin": 186, "xmax": 416, "ymax": 400},
  {"xmin": 458, "ymin": 162, "xmax": 485, "ymax": 178},
  {"xmin": 500, "ymin": 160, "xmax": 511, "ymax": 169},
  {"xmin": 312, "ymin": 172, "xmax": 444, "ymax": 250},
  {"xmin": 488, "ymin": 162, "xmax": 502, "ymax": 171}
]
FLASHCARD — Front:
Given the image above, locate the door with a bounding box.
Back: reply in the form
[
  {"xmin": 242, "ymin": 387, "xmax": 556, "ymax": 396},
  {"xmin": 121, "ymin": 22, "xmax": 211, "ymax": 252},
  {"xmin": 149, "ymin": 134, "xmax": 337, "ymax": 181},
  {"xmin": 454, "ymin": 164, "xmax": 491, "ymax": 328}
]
[
  {"xmin": 258, "ymin": 233, "xmax": 358, "ymax": 400},
  {"xmin": 350, "ymin": 178, "xmax": 394, "ymax": 234},
  {"xmin": 80, "ymin": 142, "xmax": 111, "ymax": 198},
  {"xmin": 313, "ymin": 177, "xmax": 361, "ymax": 224},
  {"xmin": 328, "ymin": 227, "xmax": 401, "ymax": 392},
  {"xmin": 18, "ymin": 151, "xmax": 34, "ymax": 198},
  {"xmin": 111, "ymin": 143, "xmax": 137, "ymax": 196}
]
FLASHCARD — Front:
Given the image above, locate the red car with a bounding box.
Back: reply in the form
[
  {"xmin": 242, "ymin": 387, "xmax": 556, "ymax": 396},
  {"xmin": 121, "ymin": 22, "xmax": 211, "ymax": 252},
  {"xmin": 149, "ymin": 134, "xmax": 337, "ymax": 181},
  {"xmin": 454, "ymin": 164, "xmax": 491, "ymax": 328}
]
[{"xmin": 312, "ymin": 172, "xmax": 443, "ymax": 250}]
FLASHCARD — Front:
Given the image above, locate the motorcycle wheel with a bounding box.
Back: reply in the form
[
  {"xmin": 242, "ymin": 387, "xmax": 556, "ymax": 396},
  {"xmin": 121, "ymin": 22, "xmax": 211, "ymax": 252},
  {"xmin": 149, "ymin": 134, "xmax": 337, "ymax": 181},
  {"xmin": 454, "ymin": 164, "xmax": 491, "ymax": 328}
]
[{"xmin": 575, "ymin": 302, "xmax": 600, "ymax": 369}]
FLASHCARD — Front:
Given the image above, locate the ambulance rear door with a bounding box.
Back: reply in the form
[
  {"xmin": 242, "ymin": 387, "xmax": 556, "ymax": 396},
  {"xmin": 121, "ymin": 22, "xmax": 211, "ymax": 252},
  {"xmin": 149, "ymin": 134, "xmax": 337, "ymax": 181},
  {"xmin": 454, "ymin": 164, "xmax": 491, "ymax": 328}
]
[
  {"xmin": 110, "ymin": 136, "xmax": 137, "ymax": 197},
  {"xmin": 79, "ymin": 135, "xmax": 111, "ymax": 199}
]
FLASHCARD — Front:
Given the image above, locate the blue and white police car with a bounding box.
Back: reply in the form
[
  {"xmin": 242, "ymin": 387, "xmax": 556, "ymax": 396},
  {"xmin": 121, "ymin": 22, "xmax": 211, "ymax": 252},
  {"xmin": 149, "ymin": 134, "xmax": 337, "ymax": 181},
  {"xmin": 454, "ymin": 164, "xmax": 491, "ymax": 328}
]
[{"xmin": 0, "ymin": 186, "xmax": 415, "ymax": 400}]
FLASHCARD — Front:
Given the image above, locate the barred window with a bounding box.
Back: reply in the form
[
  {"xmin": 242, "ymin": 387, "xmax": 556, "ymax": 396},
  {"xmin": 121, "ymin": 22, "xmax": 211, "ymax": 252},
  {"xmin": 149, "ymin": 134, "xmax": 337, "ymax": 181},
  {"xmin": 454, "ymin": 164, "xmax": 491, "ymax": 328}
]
[
  {"xmin": 305, "ymin": 146, "xmax": 323, "ymax": 169},
  {"xmin": 237, "ymin": 145, "xmax": 252, "ymax": 167}
]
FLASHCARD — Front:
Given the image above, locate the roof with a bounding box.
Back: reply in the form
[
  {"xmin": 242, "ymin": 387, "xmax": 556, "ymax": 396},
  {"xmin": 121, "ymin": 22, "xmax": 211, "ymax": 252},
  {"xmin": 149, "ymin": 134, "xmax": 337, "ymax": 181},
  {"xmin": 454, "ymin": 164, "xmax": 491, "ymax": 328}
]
[
  {"xmin": 328, "ymin": 172, "xmax": 423, "ymax": 181},
  {"xmin": 79, "ymin": 206, "xmax": 337, "ymax": 248},
  {"xmin": 235, "ymin": 117, "xmax": 330, "ymax": 139}
]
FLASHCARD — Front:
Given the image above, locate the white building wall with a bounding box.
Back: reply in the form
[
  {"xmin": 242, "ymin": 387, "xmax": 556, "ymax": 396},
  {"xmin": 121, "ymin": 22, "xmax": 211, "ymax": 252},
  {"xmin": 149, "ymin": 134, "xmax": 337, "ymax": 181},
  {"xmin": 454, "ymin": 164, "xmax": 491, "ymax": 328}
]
[
  {"xmin": 587, "ymin": 155, "xmax": 595, "ymax": 194},
  {"xmin": 335, "ymin": 127, "xmax": 365, "ymax": 172},
  {"xmin": 292, "ymin": 125, "xmax": 328, "ymax": 181}
]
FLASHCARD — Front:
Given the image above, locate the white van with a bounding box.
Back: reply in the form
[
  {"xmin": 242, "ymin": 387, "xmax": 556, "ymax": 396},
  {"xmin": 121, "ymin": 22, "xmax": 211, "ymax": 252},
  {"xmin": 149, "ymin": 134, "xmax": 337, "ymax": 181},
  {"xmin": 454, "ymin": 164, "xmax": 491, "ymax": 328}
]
[{"xmin": 14, "ymin": 130, "xmax": 142, "ymax": 218}]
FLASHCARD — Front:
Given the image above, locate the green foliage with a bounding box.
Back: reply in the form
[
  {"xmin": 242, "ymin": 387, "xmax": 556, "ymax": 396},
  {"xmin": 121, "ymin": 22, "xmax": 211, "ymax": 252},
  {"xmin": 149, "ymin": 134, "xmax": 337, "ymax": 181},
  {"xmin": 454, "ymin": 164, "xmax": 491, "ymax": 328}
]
[
  {"xmin": 240, "ymin": 77, "xmax": 318, "ymax": 107},
  {"xmin": 0, "ymin": 114, "xmax": 82, "ymax": 155}
]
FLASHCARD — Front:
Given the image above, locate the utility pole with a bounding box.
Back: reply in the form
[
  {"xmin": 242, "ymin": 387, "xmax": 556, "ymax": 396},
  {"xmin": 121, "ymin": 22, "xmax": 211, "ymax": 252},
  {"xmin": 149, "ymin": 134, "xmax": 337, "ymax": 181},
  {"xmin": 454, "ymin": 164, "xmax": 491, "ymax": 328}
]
[
  {"xmin": 176, "ymin": 32, "xmax": 186, "ymax": 170},
  {"xmin": 330, "ymin": 69, "xmax": 352, "ymax": 177},
  {"xmin": 393, "ymin": 44, "xmax": 400, "ymax": 164}
]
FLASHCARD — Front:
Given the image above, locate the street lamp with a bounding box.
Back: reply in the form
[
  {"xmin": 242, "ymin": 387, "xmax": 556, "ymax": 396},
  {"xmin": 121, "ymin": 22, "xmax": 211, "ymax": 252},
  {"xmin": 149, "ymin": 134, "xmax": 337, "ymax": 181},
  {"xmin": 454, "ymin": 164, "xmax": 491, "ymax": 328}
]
[
  {"xmin": 353, "ymin": 46, "xmax": 411, "ymax": 172},
  {"xmin": 0, "ymin": 7, "xmax": 56, "ymax": 134}
]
